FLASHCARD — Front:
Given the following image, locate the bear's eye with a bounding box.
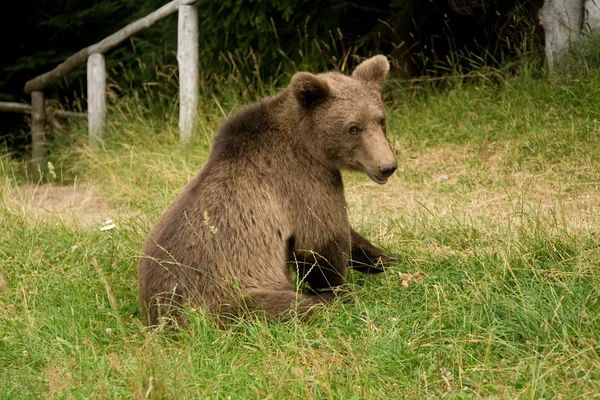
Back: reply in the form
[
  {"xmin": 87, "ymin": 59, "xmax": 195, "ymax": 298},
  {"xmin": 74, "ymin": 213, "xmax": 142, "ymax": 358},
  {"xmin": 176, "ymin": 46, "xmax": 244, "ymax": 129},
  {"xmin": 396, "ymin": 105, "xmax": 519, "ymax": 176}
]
[
  {"xmin": 378, "ymin": 118, "xmax": 386, "ymax": 127},
  {"xmin": 349, "ymin": 126, "xmax": 361, "ymax": 135}
]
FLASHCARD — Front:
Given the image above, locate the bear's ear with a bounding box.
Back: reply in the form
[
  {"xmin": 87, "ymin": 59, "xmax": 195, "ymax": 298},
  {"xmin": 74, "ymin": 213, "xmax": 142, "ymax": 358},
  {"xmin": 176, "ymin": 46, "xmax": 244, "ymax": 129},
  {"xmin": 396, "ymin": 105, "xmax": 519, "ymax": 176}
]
[
  {"xmin": 290, "ymin": 72, "xmax": 331, "ymax": 108},
  {"xmin": 352, "ymin": 55, "xmax": 390, "ymax": 89}
]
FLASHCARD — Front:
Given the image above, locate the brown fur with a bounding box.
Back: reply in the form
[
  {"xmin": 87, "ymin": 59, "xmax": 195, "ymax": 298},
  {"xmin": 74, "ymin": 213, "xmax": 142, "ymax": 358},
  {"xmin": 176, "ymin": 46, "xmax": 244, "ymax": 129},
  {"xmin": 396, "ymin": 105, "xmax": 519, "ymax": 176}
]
[{"xmin": 138, "ymin": 55, "xmax": 398, "ymax": 326}]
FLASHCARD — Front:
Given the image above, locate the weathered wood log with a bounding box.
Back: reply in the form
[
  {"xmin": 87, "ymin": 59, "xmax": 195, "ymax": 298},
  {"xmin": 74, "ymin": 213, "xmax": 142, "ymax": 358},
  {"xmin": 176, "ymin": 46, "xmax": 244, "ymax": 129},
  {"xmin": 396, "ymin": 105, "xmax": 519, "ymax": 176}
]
[
  {"xmin": 52, "ymin": 109, "xmax": 87, "ymax": 118},
  {"xmin": 584, "ymin": 0, "xmax": 600, "ymax": 32},
  {"xmin": 539, "ymin": 0, "xmax": 600, "ymax": 68},
  {"xmin": 178, "ymin": 5, "xmax": 199, "ymax": 144},
  {"xmin": 24, "ymin": 0, "xmax": 196, "ymax": 94},
  {"xmin": 24, "ymin": 48, "xmax": 90, "ymax": 95},
  {"xmin": 31, "ymin": 91, "xmax": 46, "ymax": 181},
  {"xmin": 87, "ymin": 53, "xmax": 107, "ymax": 150},
  {"xmin": 539, "ymin": 0, "xmax": 583, "ymax": 67},
  {"xmin": 0, "ymin": 102, "xmax": 33, "ymax": 113},
  {"xmin": 0, "ymin": 101, "xmax": 86, "ymax": 118},
  {"xmin": 90, "ymin": 0, "xmax": 195, "ymax": 55}
]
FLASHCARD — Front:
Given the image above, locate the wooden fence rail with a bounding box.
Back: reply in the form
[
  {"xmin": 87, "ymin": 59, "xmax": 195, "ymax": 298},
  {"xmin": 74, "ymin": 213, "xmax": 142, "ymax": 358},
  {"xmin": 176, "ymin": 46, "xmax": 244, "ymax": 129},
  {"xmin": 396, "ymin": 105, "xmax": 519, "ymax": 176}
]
[
  {"xmin": 0, "ymin": 102, "xmax": 85, "ymax": 118},
  {"xmin": 1, "ymin": 0, "xmax": 199, "ymax": 180}
]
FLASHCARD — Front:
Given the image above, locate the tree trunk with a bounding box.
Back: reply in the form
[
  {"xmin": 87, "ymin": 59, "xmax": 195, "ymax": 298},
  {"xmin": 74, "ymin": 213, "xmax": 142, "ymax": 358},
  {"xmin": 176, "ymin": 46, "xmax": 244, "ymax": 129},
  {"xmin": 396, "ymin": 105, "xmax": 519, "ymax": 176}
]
[
  {"xmin": 584, "ymin": 0, "xmax": 600, "ymax": 32},
  {"xmin": 539, "ymin": 0, "xmax": 584, "ymax": 67},
  {"xmin": 87, "ymin": 53, "xmax": 107, "ymax": 149},
  {"xmin": 177, "ymin": 5, "xmax": 199, "ymax": 144},
  {"xmin": 31, "ymin": 91, "xmax": 46, "ymax": 181}
]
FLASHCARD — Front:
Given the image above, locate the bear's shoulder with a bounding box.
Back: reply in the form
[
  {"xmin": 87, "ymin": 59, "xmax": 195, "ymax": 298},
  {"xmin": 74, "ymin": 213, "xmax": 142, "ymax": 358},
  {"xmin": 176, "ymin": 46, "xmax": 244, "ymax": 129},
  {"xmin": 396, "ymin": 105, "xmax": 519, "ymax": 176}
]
[{"xmin": 211, "ymin": 100, "xmax": 279, "ymax": 160}]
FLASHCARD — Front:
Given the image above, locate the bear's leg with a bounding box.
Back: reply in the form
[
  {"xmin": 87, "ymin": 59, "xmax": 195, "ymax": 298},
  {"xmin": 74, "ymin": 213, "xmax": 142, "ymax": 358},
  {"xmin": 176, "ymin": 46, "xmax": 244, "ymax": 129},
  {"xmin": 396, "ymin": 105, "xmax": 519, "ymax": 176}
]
[
  {"xmin": 143, "ymin": 291, "xmax": 189, "ymax": 327},
  {"xmin": 349, "ymin": 228, "xmax": 397, "ymax": 273},
  {"xmin": 295, "ymin": 239, "xmax": 348, "ymax": 290},
  {"xmin": 243, "ymin": 288, "xmax": 335, "ymax": 318}
]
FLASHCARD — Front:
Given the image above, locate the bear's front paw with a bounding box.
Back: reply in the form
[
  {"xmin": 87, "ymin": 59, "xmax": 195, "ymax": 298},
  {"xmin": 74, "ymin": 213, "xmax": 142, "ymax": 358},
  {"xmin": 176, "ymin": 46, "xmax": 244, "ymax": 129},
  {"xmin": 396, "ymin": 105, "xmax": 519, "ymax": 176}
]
[
  {"xmin": 379, "ymin": 253, "xmax": 399, "ymax": 264},
  {"xmin": 315, "ymin": 288, "xmax": 356, "ymax": 304},
  {"xmin": 350, "ymin": 248, "xmax": 398, "ymax": 274}
]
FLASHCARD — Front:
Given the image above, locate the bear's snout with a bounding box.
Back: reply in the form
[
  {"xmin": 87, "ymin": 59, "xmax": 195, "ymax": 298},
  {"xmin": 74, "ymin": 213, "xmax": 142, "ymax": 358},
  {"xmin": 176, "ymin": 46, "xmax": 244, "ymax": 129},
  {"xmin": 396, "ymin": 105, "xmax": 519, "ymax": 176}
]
[{"xmin": 379, "ymin": 163, "xmax": 397, "ymax": 178}]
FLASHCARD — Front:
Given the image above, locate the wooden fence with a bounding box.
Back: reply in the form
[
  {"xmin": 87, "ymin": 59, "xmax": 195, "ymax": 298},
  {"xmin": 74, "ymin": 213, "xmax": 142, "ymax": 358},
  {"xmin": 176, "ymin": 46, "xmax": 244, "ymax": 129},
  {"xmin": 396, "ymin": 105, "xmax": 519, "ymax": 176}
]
[{"xmin": 0, "ymin": 0, "xmax": 198, "ymax": 179}]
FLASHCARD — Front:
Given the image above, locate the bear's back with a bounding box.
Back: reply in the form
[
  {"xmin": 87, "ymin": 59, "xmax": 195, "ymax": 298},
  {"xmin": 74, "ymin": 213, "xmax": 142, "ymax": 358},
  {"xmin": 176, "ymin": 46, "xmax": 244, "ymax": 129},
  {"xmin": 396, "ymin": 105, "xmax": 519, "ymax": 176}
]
[
  {"xmin": 209, "ymin": 101, "xmax": 281, "ymax": 163},
  {"xmin": 139, "ymin": 99, "xmax": 293, "ymax": 309}
]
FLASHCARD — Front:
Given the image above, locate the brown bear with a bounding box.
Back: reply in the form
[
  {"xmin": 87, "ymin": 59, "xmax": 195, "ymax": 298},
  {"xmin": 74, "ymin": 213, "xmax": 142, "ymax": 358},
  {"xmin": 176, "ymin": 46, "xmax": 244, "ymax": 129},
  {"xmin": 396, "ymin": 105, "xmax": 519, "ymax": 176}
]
[{"xmin": 138, "ymin": 55, "xmax": 398, "ymax": 326}]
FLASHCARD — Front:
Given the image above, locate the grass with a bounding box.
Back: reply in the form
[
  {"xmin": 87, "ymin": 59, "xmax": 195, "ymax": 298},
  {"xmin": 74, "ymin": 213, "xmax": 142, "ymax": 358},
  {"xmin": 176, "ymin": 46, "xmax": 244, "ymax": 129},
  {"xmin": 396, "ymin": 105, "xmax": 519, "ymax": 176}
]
[{"xmin": 1, "ymin": 64, "xmax": 600, "ymax": 399}]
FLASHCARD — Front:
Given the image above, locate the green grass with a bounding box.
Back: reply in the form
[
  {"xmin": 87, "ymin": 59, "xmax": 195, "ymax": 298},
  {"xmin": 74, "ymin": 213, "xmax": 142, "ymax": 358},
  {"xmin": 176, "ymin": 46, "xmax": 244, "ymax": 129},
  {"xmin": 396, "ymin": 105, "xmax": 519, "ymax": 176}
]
[{"xmin": 1, "ymin": 67, "xmax": 600, "ymax": 399}]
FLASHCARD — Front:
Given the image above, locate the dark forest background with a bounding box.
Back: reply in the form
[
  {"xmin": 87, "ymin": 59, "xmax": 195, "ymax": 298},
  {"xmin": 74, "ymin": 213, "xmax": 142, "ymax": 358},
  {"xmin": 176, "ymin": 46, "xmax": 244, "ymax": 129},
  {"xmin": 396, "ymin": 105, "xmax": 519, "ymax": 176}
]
[{"xmin": 0, "ymin": 0, "xmax": 545, "ymax": 152}]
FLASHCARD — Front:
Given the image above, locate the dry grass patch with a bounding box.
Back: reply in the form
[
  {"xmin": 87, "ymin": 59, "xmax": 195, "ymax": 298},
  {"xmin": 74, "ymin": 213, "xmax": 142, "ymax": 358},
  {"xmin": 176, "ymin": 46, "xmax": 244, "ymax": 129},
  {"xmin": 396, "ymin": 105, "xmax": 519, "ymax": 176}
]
[
  {"xmin": 44, "ymin": 364, "xmax": 73, "ymax": 395},
  {"xmin": 2, "ymin": 183, "xmax": 109, "ymax": 227},
  {"xmin": 347, "ymin": 143, "xmax": 600, "ymax": 238}
]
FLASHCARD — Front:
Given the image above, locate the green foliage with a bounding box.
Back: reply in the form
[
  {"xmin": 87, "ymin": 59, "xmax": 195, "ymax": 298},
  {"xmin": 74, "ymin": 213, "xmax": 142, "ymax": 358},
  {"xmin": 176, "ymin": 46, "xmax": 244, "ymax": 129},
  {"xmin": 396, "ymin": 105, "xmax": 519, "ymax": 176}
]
[
  {"xmin": 1, "ymin": 0, "xmax": 546, "ymax": 103},
  {"xmin": 2, "ymin": 0, "xmax": 169, "ymax": 100}
]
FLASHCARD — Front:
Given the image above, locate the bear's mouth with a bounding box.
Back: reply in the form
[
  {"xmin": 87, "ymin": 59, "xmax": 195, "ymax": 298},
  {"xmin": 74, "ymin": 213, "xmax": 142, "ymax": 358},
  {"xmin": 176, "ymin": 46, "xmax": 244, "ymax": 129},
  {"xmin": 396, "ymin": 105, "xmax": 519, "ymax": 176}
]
[{"xmin": 365, "ymin": 170, "xmax": 388, "ymax": 185}]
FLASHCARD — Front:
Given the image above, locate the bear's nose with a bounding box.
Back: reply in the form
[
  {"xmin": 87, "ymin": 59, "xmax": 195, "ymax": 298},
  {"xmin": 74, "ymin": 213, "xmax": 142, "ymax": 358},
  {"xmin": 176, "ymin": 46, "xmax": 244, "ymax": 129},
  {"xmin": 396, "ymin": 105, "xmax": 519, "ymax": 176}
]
[{"xmin": 379, "ymin": 164, "xmax": 397, "ymax": 178}]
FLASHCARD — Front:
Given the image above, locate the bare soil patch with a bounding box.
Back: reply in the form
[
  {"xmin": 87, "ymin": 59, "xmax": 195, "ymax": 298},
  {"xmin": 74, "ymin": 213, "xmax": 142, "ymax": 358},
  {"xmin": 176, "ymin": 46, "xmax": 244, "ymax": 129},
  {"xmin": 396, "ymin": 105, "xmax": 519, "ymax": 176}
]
[{"xmin": 4, "ymin": 183, "xmax": 109, "ymax": 227}]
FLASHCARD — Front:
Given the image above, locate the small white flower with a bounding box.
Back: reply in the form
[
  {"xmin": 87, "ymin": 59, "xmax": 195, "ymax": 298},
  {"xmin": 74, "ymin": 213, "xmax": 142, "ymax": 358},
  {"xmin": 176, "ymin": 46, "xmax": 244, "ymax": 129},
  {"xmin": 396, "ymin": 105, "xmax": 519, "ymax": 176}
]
[
  {"xmin": 100, "ymin": 219, "xmax": 116, "ymax": 231},
  {"xmin": 23, "ymin": 350, "xmax": 29, "ymax": 358},
  {"xmin": 434, "ymin": 174, "xmax": 449, "ymax": 183},
  {"xmin": 105, "ymin": 328, "xmax": 113, "ymax": 335}
]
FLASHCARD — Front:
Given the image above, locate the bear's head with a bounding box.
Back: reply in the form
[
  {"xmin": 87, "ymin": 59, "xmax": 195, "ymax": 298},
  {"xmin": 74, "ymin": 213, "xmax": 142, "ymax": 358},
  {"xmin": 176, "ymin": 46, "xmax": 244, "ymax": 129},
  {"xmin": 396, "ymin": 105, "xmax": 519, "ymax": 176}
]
[{"xmin": 290, "ymin": 55, "xmax": 397, "ymax": 184}]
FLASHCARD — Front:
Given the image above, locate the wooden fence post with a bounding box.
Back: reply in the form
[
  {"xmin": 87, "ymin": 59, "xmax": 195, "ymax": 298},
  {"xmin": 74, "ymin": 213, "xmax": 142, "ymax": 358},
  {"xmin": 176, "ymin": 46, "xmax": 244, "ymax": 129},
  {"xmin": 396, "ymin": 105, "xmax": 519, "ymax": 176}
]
[
  {"xmin": 31, "ymin": 90, "xmax": 46, "ymax": 181},
  {"xmin": 177, "ymin": 5, "xmax": 199, "ymax": 144},
  {"xmin": 87, "ymin": 53, "xmax": 107, "ymax": 149}
]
